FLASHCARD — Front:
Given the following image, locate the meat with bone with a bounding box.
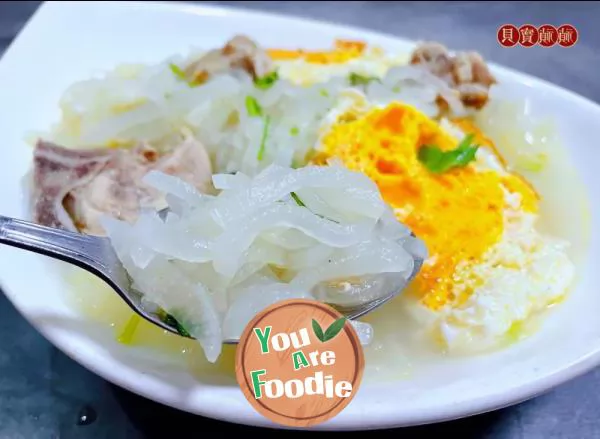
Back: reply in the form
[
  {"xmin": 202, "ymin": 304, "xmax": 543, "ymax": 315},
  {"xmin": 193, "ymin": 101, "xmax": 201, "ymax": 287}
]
[
  {"xmin": 410, "ymin": 42, "xmax": 496, "ymax": 110},
  {"xmin": 32, "ymin": 135, "xmax": 213, "ymax": 235},
  {"xmin": 183, "ymin": 35, "xmax": 274, "ymax": 84}
]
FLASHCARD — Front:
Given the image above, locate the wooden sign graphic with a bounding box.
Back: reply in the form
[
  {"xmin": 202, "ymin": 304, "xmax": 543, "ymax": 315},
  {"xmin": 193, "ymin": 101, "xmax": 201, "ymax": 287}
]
[{"xmin": 235, "ymin": 299, "xmax": 365, "ymax": 427}]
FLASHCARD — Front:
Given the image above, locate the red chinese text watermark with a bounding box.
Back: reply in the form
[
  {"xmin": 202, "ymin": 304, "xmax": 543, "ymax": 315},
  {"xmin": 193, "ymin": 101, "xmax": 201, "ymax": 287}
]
[
  {"xmin": 497, "ymin": 24, "xmax": 519, "ymax": 47},
  {"xmin": 498, "ymin": 24, "xmax": 578, "ymax": 47}
]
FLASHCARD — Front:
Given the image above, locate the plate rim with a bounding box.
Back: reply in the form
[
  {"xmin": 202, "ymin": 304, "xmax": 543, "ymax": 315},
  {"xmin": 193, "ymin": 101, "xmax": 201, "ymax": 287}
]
[{"xmin": 0, "ymin": 0, "xmax": 599, "ymax": 431}]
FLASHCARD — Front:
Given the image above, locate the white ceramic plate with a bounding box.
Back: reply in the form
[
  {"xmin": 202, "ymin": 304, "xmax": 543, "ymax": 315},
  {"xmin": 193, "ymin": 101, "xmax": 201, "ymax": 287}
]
[{"xmin": 0, "ymin": 1, "xmax": 598, "ymax": 431}]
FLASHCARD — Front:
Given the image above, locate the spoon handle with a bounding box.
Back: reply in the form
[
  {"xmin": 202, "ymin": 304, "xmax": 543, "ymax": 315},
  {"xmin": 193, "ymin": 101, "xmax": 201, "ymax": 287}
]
[
  {"xmin": 0, "ymin": 215, "xmax": 192, "ymax": 339},
  {"xmin": 0, "ymin": 215, "xmax": 110, "ymax": 274}
]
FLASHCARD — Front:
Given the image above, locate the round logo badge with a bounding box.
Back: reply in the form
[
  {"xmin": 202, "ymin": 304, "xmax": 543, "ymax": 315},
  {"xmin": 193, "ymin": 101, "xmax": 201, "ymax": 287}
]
[
  {"xmin": 537, "ymin": 24, "xmax": 558, "ymax": 48},
  {"xmin": 518, "ymin": 24, "xmax": 539, "ymax": 47},
  {"xmin": 235, "ymin": 299, "xmax": 365, "ymax": 427},
  {"xmin": 497, "ymin": 24, "xmax": 519, "ymax": 47},
  {"xmin": 557, "ymin": 24, "xmax": 578, "ymax": 47}
]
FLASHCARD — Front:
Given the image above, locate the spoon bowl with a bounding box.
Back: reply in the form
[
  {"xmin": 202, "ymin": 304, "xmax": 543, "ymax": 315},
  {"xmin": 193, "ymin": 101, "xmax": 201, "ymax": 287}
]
[{"xmin": 0, "ymin": 213, "xmax": 424, "ymax": 343}]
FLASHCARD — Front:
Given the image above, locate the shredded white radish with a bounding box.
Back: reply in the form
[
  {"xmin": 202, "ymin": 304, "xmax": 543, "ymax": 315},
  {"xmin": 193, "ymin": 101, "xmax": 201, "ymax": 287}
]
[{"xmin": 102, "ymin": 164, "xmax": 425, "ymax": 362}]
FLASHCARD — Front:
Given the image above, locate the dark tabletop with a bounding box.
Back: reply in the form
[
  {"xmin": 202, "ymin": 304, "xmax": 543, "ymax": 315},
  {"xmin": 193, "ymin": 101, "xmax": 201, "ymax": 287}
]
[{"xmin": 1, "ymin": 2, "xmax": 598, "ymax": 438}]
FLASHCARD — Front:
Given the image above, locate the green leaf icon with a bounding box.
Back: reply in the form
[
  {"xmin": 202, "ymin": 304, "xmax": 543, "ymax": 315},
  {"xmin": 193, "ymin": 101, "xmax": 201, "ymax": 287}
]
[
  {"xmin": 323, "ymin": 317, "xmax": 347, "ymax": 342},
  {"xmin": 312, "ymin": 319, "xmax": 325, "ymax": 342}
]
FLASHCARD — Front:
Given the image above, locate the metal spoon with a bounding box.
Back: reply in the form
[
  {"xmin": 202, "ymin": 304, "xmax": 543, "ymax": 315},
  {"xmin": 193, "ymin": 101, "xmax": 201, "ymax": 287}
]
[{"xmin": 0, "ymin": 213, "xmax": 424, "ymax": 343}]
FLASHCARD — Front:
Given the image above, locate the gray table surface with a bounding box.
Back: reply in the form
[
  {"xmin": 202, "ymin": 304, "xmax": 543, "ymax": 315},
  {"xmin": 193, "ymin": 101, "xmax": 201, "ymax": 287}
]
[{"xmin": 0, "ymin": 1, "xmax": 598, "ymax": 438}]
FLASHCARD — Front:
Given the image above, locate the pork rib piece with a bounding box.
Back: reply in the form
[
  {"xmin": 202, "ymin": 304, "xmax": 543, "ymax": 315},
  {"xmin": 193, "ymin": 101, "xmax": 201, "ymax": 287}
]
[
  {"xmin": 410, "ymin": 42, "xmax": 497, "ymax": 110},
  {"xmin": 32, "ymin": 136, "xmax": 213, "ymax": 235},
  {"xmin": 183, "ymin": 35, "xmax": 274, "ymax": 84}
]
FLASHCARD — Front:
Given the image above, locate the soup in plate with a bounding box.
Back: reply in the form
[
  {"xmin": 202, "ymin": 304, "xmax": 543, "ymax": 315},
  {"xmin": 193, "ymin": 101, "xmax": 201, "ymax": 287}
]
[{"xmin": 26, "ymin": 36, "xmax": 588, "ymax": 381}]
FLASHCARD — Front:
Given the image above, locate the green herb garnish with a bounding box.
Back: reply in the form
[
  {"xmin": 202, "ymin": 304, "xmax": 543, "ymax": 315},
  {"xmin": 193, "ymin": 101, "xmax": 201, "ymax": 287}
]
[
  {"xmin": 418, "ymin": 133, "xmax": 479, "ymax": 174},
  {"xmin": 312, "ymin": 317, "xmax": 347, "ymax": 342},
  {"xmin": 254, "ymin": 70, "xmax": 279, "ymax": 90},
  {"xmin": 392, "ymin": 85, "xmax": 401, "ymax": 93},
  {"xmin": 245, "ymin": 96, "xmax": 263, "ymax": 117},
  {"xmin": 290, "ymin": 192, "xmax": 306, "ymax": 207},
  {"xmin": 320, "ymin": 89, "xmax": 329, "ymax": 97},
  {"xmin": 158, "ymin": 309, "xmax": 192, "ymax": 338},
  {"xmin": 256, "ymin": 115, "xmax": 271, "ymax": 161},
  {"xmin": 117, "ymin": 314, "xmax": 141, "ymax": 345},
  {"xmin": 169, "ymin": 63, "xmax": 186, "ymax": 80},
  {"xmin": 169, "ymin": 63, "xmax": 204, "ymax": 88},
  {"xmin": 286, "ymin": 189, "xmax": 342, "ymax": 224},
  {"xmin": 348, "ymin": 72, "xmax": 381, "ymax": 87},
  {"xmin": 290, "ymin": 126, "xmax": 299, "ymax": 136}
]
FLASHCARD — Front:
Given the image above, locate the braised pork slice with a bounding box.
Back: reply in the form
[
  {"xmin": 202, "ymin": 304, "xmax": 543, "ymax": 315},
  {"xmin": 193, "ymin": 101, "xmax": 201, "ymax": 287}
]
[
  {"xmin": 410, "ymin": 42, "xmax": 496, "ymax": 109},
  {"xmin": 184, "ymin": 35, "xmax": 274, "ymax": 84},
  {"xmin": 33, "ymin": 136, "xmax": 213, "ymax": 236}
]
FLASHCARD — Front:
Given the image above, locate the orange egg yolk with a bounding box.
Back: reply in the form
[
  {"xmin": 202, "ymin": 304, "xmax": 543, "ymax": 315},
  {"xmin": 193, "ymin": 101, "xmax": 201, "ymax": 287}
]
[
  {"xmin": 314, "ymin": 103, "xmax": 539, "ymax": 310},
  {"xmin": 268, "ymin": 39, "xmax": 367, "ymax": 64}
]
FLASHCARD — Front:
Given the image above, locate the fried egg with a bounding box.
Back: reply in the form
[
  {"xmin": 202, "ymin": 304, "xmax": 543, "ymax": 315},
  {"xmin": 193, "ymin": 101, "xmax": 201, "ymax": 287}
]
[
  {"xmin": 269, "ymin": 39, "xmax": 408, "ymax": 86},
  {"xmin": 314, "ymin": 101, "xmax": 575, "ymax": 353}
]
